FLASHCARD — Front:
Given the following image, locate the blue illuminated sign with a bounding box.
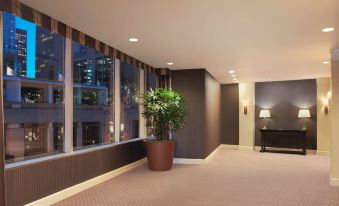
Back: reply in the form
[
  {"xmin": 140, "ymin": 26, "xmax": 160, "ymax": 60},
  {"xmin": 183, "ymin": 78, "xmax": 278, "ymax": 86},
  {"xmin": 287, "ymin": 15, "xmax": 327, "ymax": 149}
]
[{"xmin": 15, "ymin": 16, "xmax": 36, "ymax": 78}]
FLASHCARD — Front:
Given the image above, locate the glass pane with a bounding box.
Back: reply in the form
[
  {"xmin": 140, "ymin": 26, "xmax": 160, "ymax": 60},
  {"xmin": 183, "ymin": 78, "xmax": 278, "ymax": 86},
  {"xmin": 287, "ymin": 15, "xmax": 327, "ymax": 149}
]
[
  {"xmin": 120, "ymin": 62, "xmax": 139, "ymax": 141},
  {"xmin": 72, "ymin": 42, "xmax": 114, "ymax": 150},
  {"xmin": 2, "ymin": 12, "xmax": 65, "ymax": 163},
  {"xmin": 146, "ymin": 71, "xmax": 157, "ymax": 90}
]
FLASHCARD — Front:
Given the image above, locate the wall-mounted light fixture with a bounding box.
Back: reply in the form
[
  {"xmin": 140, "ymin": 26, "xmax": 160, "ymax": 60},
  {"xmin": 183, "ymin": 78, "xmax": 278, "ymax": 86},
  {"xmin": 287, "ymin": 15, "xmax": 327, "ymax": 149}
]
[
  {"xmin": 324, "ymin": 91, "xmax": 332, "ymax": 115},
  {"xmin": 324, "ymin": 104, "xmax": 329, "ymax": 115},
  {"xmin": 323, "ymin": 99, "xmax": 329, "ymax": 115},
  {"xmin": 243, "ymin": 101, "xmax": 248, "ymax": 115}
]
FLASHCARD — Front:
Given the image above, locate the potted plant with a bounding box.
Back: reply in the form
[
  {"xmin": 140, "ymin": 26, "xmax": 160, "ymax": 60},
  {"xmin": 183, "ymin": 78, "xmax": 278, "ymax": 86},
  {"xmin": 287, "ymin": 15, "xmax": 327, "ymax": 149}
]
[{"xmin": 142, "ymin": 88, "xmax": 186, "ymax": 171}]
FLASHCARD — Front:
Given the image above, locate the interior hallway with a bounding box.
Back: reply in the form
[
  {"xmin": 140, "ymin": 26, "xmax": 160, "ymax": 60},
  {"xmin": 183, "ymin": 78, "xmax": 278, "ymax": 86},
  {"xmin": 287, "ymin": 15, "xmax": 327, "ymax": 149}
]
[{"xmin": 54, "ymin": 149, "xmax": 339, "ymax": 206}]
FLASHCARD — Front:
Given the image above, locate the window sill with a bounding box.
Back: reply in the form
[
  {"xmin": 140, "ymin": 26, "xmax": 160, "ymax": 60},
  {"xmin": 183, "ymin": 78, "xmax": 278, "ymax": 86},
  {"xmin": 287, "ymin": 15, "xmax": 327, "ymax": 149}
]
[{"xmin": 5, "ymin": 137, "xmax": 146, "ymax": 170}]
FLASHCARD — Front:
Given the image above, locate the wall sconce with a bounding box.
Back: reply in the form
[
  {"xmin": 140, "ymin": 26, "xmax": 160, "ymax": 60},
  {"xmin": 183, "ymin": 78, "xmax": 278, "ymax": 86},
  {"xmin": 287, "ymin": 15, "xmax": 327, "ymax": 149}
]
[
  {"xmin": 324, "ymin": 91, "xmax": 331, "ymax": 115},
  {"xmin": 324, "ymin": 105, "xmax": 329, "ymax": 115},
  {"xmin": 323, "ymin": 99, "xmax": 329, "ymax": 115},
  {"xmin": 243, "ymin": 101, "xmax": 248, "ymax": 115}
]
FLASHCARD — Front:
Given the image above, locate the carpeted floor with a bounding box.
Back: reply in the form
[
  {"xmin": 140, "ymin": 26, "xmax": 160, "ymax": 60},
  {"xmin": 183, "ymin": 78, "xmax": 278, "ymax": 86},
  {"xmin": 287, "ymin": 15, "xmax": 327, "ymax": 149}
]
[{"xmin": 54, "ymin": 149, "xmax": 339, "ymax": 206}]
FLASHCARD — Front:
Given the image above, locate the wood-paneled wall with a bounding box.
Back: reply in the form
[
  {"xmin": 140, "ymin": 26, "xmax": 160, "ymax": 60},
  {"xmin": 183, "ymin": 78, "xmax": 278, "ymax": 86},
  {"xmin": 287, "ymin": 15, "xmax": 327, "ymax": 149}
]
[{"xmin": 5, "ymin": 140, "xmax": 145, "ymax": 206}]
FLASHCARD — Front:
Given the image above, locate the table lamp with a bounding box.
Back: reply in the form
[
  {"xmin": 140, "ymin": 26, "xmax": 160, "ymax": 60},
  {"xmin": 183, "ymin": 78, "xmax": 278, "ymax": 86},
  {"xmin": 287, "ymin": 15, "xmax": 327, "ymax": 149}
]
[
  {"xmin": 259, "ymin": 109, "xmax": 271, "ymax": 129},
  {"xmin": 298, "ymin": 109, "xmax": 311, "ymax": 130}
]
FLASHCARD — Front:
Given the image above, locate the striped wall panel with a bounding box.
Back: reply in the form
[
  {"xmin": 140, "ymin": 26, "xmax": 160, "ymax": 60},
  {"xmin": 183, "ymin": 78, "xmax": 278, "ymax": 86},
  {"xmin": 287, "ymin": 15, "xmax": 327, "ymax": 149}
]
[
  {"xmin": 0, "ymin": 8, "xmax": 6, "ymax": 206},
  {"xmin": 0, "ymin": 0, "xmax": 156, "ymax": 72},
  {"xmin": 5, "ymin": 140, "xmax": 146, "ymax": 206}
]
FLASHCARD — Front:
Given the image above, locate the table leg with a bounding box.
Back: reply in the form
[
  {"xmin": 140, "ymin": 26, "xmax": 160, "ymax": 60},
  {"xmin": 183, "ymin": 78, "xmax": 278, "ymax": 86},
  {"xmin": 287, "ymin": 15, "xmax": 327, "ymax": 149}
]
[
  {"xmin": 302, "ymin": 134, "xmax": 306, "ymax": 155},
  {"xmin": 260, "ymin": 133, "xmax": 265, "ymax": 152}
]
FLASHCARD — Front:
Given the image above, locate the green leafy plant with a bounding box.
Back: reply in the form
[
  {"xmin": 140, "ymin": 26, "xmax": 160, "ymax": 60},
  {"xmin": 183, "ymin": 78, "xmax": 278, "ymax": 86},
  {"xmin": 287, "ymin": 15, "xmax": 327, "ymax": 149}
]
[{"xmin": 142, "ymin": 88, "xmax": 186, "ymax": 141}]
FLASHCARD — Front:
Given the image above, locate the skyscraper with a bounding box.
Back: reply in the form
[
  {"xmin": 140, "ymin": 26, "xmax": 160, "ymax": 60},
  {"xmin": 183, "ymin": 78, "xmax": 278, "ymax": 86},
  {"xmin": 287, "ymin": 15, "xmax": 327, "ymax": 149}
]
[{"xmin": 15, "ymin": 28, "xmax": 27, "ymax": 77}]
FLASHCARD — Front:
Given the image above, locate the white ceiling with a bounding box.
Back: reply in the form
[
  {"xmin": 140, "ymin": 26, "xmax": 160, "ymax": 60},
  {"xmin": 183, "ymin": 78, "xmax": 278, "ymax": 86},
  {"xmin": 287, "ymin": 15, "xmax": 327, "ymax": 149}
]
[{"xmin": 20, "ymin": 0, "xmax": 339, "ymax": 83}]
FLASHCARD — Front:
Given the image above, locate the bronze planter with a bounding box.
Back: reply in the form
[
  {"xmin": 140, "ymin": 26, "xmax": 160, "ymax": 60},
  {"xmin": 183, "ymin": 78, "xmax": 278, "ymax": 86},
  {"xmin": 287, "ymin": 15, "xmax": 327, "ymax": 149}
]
[{"xmin": 144, "ymin": 140, "xmax": 175, "ymax": 171}]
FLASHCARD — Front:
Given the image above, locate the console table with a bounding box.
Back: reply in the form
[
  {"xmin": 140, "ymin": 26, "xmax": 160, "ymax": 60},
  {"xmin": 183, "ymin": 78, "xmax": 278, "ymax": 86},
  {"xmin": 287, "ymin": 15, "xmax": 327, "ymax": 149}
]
[{"xmin": 260, "ymin": 129, "xmax": 307, "ymax": 155}]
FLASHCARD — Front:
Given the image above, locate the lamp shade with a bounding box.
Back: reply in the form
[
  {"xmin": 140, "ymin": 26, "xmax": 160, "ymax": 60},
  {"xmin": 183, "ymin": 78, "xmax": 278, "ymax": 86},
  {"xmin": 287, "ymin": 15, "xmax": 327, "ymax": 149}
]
[
  {"xmin": 259, "ymin": 110, "xmax": 271, "ymax": 118},
  {"xmin": 298, "ymin": 109, "xmax": 311, "ymax": 118}
]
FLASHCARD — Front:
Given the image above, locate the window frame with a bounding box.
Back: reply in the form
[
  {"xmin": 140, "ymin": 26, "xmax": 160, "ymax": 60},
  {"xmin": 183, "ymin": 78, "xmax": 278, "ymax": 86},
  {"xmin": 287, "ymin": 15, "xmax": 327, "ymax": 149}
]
[{"xmin": 1, "ymin": 12, "xmax": 147, "ymax": 168}]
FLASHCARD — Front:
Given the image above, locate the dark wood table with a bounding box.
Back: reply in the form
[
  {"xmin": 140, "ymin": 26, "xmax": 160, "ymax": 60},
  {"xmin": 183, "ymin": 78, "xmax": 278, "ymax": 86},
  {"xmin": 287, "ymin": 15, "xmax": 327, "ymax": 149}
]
[{"xmin": 260, "ymin": 129, "xmax": 307, "ymax": 155}]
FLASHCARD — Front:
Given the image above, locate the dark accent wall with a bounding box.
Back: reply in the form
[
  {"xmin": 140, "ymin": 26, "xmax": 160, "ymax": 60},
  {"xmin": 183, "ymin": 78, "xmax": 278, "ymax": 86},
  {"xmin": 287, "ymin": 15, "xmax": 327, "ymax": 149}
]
[
  {"xmin": 5, "ymin": 141, "xmax": 145, "ymax": 206},
  {"xmin": 171, "ymin": 69, "xmax": 221, "ymax": 159},
  {"xmin": 204, "ymin": 72, "xmax": 221, "ymax": 157},
  {"xmin": 255, "ymin": 80, "xmax": 317, "ymax": 149},
  {"xmin": 221, "ymin": 84, "xmax": 239, "ymax": 145}
]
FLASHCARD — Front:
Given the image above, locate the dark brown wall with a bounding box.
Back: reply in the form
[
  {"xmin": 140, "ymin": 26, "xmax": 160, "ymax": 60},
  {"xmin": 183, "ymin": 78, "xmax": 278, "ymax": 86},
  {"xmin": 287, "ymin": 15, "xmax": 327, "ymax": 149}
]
[
  {"xmin": 5, "ymin": 141, "xmax": 145, "ymax": 206},
  {"xmin": 171, "ymin": 69, "xmax": 221, "ymax": 159},
  {"xmin": 171, "ymin": 69, "xmax": 206, "ymax": 159},
  {"xmin": 255, "ymin": 80, "xmax": 317, "ymax": 149},
  {"xmin": 221, "ymin": 84, "xmax": 239, "ymax": 145},
  {"xmin": 203, "ymin": 73, "xmax": 221, "ymax": 157}
]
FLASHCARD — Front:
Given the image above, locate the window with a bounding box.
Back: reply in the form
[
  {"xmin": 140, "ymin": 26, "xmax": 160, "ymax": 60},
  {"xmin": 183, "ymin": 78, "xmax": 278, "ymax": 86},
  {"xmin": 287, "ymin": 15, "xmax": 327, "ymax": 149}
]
[
  {"xmin": 146, "ymin": 71, "xmax": 157, "ymax": 90},
  {"xmin": 120, "ymin": 62, "xmax": 139, "ymax": 141},
  {"xmin": 2, "ymin": 12, "xmax": 65, "ymax": 163},
  {"xmin": 72, "ymin": 42, "xmax": 114, "ymax": 150},
  {"xmin": 2, "ymin": 12, "xmax": 146, "ymax": 164}
]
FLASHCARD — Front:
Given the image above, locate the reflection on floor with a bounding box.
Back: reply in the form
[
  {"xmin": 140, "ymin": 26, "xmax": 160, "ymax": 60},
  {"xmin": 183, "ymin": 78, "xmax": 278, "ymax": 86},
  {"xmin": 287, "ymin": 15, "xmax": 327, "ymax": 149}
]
[{"xmin": 54, "ymin": 149, "xmax": 339, "ymax": 206}]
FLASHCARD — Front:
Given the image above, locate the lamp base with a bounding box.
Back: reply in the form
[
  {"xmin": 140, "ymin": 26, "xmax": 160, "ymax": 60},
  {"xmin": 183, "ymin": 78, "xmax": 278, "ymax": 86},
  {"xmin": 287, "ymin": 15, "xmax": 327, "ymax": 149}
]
[
  {"xmin": 301, "ymin": 126, "xmax": 307, "ymax": 131},
  {"xmin": 262, "ymin": 126, "xmax": 267, "ymax": 130}
]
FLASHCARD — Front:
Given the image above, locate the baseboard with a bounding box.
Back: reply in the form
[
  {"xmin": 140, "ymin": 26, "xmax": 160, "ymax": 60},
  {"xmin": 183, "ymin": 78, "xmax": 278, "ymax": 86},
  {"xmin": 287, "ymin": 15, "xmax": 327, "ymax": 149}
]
[
  {"xmin": 174, "ymin": 144, "xmax": 222, "ymax": 164},
  {"xmin": 173, "ymin": 158, "xmax": 206, "ymax": 164},
  {"xmin": 238, "ymin": 145, "xmax": 254, "ymax": 151},
  {"xmin": 25, "ymin": 158, "xmax": 147, "ymax": 206},
  {"xmin": 330, "ymin": 177, "xmax": 339, "ymax": 187},
  {"xmin": 316, "ymin": 150, "xmax": 330, "ymax": 155},
  {"xmin": 219, "ymin": 144, "xmax": 239, "ymax": 150},
  {"xmin": 307, "ymin": 150, "xmax": 316, "ymax": 154}
]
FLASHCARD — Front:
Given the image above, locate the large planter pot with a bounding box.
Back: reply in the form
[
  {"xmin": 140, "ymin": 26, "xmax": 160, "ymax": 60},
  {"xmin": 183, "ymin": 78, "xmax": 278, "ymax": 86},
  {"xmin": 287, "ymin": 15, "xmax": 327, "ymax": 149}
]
[{"xmin": 143, "ymin": 140, "xmax": 175, "ymax": 171}]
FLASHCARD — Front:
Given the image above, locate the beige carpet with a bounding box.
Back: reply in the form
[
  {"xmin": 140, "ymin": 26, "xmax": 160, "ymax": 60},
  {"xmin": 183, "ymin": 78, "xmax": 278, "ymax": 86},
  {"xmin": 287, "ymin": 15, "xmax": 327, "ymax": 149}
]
[{"xmin": 54, "ymin": 149, "xmax": 339, "ymax": 206}]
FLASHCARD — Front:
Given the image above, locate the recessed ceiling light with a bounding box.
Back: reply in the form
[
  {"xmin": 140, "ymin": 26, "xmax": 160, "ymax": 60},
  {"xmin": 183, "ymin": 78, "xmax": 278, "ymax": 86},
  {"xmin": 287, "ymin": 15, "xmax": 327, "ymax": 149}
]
[
  {"xmin": 229, "ymin": 70, "xmax": 235, "ymax": 74},
  {"xmin": 129, "ymin": 37, "xmax": 138, "ymax": 42},
  {"xmin": 322, "ymin": 27, "xmax": 335, "ymax": 32},
  {"xmin": 323, "ymin": 61, "xmax": 330, "ymax": 64},
  {"xmin": 231, "ymin": 74, "xmax": 237, "ymax": 77},
  {"xmin": 167, "ymin": 62, "xmax": 174, "ymax": 66},
  {"xmin": 233, "ymin": 78, "xmax": 238, "ymax": 81}
]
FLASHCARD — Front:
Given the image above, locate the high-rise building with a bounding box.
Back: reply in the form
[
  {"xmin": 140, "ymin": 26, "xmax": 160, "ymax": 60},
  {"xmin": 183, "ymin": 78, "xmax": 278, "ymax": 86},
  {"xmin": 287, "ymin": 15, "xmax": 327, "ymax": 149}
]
[
  {"xmin": 15, "ymin": 28, "xmax": 27, "ymax": 77},
  {"xmin": 3, "ymin": 12, "xmax": 16, "ymax": 75},
  {"xmin": 35, "ymin": 27, "xmax": 65, "ymax": 81}
]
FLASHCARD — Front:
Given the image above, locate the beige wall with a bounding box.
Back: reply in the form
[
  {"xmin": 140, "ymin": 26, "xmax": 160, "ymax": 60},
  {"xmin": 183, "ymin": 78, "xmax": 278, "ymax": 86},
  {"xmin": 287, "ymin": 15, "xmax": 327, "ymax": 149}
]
[
  {"xmin": 239, "ymin": 83, "xmax": 255, "ymax": 149},
  {"xmin": 330, "ymin": 49, "xmax": 339, "ymax": 185},
  {"xmin": 317, "ymin": 77, "xmax": 331, "ymax": 154}
]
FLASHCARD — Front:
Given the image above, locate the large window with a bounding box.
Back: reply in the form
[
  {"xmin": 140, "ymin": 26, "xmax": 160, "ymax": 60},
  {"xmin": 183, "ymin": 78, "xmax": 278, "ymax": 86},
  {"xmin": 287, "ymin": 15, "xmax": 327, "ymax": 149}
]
[
  {"xmin": 72, "ymin": 42, "xmax": 114, "ymax": 150},
  {"xmin": 2, "ymin": 12, "xmax": 65, "ymax": 163},
  {"xmin": 120, "ymin": 62, "xmax": 139, "ymax": 141},
  {"xmin": 1, "ymin": 12, "xmax": 146, "ymax": 164},
  {"xmin": 146, "ymin": 71, "xmax": 157, "ymax": 90}
]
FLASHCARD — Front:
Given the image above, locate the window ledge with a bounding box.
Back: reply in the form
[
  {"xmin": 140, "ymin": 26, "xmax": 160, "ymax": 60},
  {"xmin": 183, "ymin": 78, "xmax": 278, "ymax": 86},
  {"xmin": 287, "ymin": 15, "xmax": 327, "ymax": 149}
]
[{"xmin": 5, "ymin": 137, "xmax": 146, "ymax": 170}]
